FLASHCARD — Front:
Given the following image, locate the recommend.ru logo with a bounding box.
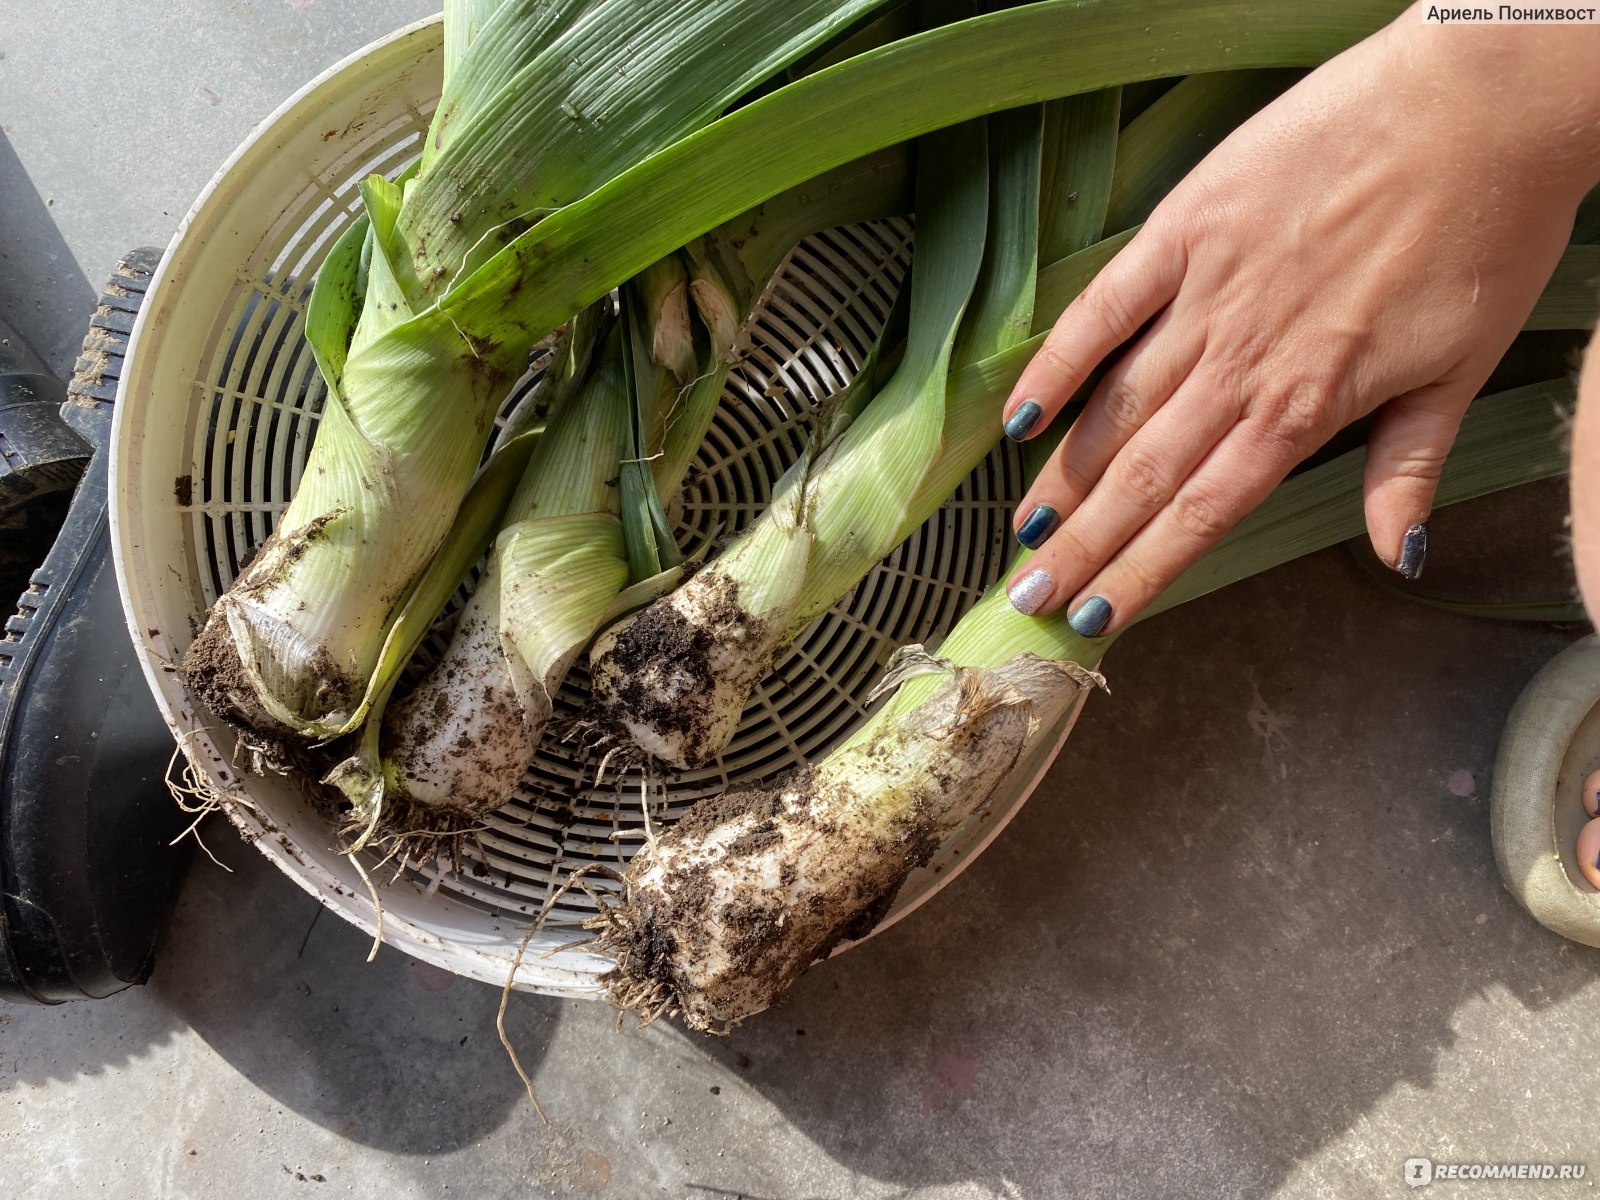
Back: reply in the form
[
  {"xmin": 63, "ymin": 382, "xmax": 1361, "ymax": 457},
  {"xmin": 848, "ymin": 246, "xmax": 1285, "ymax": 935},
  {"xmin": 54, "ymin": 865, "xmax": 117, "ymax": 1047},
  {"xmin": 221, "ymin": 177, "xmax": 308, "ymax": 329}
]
[{"xmin": 1404, "ymin": 1157, "xmax": 1587, "ymax": 1187}]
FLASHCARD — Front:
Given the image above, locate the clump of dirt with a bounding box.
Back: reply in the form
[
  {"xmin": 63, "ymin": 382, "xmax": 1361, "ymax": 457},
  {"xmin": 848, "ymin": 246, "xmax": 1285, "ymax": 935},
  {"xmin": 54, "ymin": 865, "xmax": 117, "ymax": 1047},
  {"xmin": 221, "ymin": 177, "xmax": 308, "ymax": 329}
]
[
  {"xmin": 179, "ymin": 614, "xmax": 295, "ymax": 757},
  {"xmin": 179, "ymin": 608, "xmax": 359, "ymax": 758},
  {"xmin": 588, "ymin": 572, "xmax": 770, "ymax": 768},
  {"xmin": 665, "ymin": 772, "xmax": 795, "ymax": 842}
]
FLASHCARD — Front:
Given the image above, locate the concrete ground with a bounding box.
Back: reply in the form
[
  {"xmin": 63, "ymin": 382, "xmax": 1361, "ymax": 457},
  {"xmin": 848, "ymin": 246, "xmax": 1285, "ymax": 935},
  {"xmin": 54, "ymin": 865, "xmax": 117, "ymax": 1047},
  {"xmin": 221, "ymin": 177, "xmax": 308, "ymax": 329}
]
[{"xmin": 4, "ymin": 4, "xmax": 1599, "ymax": 1198}]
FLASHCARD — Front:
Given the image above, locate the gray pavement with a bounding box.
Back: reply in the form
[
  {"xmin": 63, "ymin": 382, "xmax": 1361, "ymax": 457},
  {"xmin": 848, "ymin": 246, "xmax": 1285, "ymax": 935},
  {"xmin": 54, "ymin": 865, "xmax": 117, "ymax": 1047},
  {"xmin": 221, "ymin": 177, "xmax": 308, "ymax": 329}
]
[{"xmin": 3, "ymin": 4, "xmax": 1599, "ymax": 1198}]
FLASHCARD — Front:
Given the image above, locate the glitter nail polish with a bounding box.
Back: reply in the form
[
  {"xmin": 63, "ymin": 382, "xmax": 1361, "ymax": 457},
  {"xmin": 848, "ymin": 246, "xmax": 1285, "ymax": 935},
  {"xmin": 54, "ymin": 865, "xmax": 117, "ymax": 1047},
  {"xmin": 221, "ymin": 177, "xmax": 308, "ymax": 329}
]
[{"xmin": 1008, "ymin": 569, "xmax": 1054, "ymax": 615}]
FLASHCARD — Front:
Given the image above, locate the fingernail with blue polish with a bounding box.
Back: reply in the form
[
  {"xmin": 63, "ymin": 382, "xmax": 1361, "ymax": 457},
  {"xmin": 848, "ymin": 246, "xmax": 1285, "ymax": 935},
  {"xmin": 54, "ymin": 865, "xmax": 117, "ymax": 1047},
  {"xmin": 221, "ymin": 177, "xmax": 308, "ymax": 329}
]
[
  {"xmin": 1015, "ymin": 504, "xmax": 1060, "ymax": 550},
  {"xmin": 1395, "ymin": 522, "xmax": 1428, "ymax": 581},
  {"xmin": 1004, "ymin": 399, "xmax": 1042, "ymax": 441},
  {"xmin": 1008, "ymin": 570, "xmax": 1054, "ymax": 615},
  {"xmin": 1067, "ymin": 595, "xmax": 1113, "ymax": 638}
]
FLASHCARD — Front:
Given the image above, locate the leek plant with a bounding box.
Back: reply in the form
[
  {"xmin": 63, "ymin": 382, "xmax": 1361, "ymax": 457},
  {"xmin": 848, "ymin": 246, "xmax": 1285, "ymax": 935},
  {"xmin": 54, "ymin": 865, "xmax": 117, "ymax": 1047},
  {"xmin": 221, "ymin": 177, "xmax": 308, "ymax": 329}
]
[
  {"xmin": 336, "ymin": 343, "xmax": 634, "ymax": 830},
  {"xmin": 325, "ymin": 137, "xmax": 931, "ymax": 835},
  {"xmin": 179, "ymin": 0, "xmax": 903, "ymax": 754},
  {"xmin": 589, "ymin": 379, "xmax": 1576, "ymax": 1031},
  {"xmin": 333, "ymin": 261, "xmax": 717, "ymax": 830}
]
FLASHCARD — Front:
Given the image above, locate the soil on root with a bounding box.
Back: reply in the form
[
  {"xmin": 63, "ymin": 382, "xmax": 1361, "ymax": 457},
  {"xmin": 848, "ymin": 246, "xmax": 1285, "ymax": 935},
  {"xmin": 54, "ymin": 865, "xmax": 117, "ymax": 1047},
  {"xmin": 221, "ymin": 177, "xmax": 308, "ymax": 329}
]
[
  {"xmin": 179, "ymin": 614, "xmax": 299, "ymax": 762},
  {"xmin": 380, "ymin": 617, "xmax": 528, "ymax": 806},
  {"xmin": 336, "ymin": 794, "xmax": 487, "ymax": 876},
  {"xmin": 588, "ymin": 572, "xmax": 768, "ymax": 768},
  {"xmin": 179, "ymin": 610, "xmax": 361, "ymax": 757}
]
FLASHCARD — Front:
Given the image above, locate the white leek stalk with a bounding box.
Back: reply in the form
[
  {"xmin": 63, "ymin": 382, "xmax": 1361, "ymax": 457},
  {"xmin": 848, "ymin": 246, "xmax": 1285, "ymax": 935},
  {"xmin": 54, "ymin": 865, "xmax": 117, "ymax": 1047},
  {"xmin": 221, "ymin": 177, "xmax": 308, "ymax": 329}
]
[
  {"xmin": 356, "ymin": 259, "xmax": 711, "ymax": 827},
  {"xmin": 375, "ymin": 356, "xmax": 633, "ymax": 821},
  {"xmin": 597, "ymin": 648, "xmax": 1096, "ymax": 1030}
]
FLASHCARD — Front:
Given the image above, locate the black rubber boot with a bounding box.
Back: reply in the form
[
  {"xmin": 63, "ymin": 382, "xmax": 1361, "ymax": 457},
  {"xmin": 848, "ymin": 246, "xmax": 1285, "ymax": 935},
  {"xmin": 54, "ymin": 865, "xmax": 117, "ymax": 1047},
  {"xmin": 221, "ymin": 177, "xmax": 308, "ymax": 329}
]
[
  {"xmin": 0, "ymin": 317, "xmax": 91, "ymax": 601},
  {"xmin": 0, "ymin": 249, "xmax": 191, "ymax": 1004}
]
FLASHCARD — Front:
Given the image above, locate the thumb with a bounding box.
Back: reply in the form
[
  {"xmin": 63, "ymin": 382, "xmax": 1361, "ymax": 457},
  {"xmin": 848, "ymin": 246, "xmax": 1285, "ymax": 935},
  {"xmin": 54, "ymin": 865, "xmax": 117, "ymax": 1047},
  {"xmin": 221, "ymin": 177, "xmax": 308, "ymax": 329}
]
[{"xmin": 1362, "ymin": 385, "xmax": 1472, "ymax": 580}]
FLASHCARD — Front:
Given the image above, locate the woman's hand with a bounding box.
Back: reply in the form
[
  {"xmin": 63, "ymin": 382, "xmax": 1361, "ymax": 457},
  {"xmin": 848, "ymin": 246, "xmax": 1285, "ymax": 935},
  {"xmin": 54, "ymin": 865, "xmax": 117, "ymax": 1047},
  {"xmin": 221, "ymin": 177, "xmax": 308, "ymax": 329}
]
[{"xmin": 1003, "ymin": 7, "xmax": 1600, "ymax": 634}]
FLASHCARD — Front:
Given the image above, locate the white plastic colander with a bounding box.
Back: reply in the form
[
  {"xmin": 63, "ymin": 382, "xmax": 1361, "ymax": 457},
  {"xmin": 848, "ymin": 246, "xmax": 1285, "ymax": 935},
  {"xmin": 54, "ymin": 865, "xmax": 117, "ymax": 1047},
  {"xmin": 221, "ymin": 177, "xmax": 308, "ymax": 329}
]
[{"xmin": 110, "ymin": 16, "xmax": 1090, "ymax": 997}]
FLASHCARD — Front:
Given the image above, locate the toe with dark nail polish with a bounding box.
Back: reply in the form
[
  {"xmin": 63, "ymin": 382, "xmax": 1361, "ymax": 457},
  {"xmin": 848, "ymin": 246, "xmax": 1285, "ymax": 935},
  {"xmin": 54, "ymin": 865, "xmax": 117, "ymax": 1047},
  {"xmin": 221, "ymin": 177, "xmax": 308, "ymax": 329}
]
[
  {"xmin": 1016, "ymin": 504, "xmax": 1060, "ymax": 550},
  {"xmin": 1577, "ymin": 818, "xmax": 1600, "ymax": 890}
]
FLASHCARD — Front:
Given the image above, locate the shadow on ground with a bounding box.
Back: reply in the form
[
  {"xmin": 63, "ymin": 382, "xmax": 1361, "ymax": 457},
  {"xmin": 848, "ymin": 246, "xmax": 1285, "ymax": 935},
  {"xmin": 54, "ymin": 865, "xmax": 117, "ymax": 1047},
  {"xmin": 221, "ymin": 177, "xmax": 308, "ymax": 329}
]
[
  {"xmin": 0, "ymin": 132, "xmax": 94, "ymax": 377},
  {"xmin": 2, "ymin": 829, "xmax": 558, "ymax": 1157},
  {"xmin": 146, "ymin": 837, "xmax": 562, "ymax": 1155}
]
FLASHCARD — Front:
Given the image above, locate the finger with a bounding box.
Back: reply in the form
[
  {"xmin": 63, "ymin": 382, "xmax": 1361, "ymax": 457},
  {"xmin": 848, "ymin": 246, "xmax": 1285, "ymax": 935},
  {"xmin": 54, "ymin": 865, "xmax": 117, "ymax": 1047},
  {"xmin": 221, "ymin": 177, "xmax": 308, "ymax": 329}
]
[
  {"xmin": 1011, "ymin": 420, "xmax": 1298, "ymax": 630},
  {"xmin": 1012, "ymin": 307, "xmax": 1207, "ymax": 547},
  {"xmin": 1002, "ymin": 227, "xmax": 1185, "ymax": 441},
  {"xmin": 1361, "ymin": 383, "xmax": 1471, "ymax": 580},
  {"xmin": 1011, "ymin": 374, "xmax": 1240, "ymax": 605}
]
